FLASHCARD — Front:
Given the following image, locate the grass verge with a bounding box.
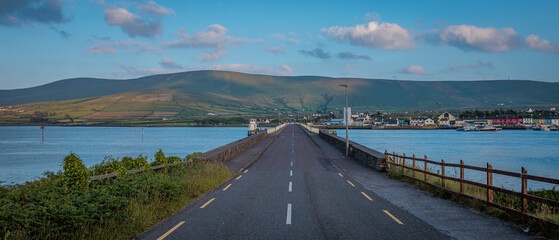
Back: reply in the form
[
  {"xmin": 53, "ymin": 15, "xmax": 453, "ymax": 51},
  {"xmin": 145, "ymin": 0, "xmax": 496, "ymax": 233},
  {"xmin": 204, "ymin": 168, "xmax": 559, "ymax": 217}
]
[
  {"xmin": 386, "ymin": 165, "xmax": 559, "ymax": 239},
  {"xmin": 1, "ymin": 157, "xmax": 235, "ymax": 239}
]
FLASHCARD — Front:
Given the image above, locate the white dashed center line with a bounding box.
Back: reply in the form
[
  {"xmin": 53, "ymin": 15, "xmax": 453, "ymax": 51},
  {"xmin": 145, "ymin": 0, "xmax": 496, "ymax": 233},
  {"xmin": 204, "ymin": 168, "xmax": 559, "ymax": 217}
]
[{"xmin": 286, "ymin": 204, "xmax": 292, "ymax": 225}]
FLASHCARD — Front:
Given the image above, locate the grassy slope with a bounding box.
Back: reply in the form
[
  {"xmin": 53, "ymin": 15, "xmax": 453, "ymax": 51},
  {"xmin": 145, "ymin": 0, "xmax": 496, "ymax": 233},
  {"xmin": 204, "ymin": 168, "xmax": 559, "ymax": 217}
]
[{"xmin": 1, "ymin": 71, "xmax": 559, "ymax": 123}]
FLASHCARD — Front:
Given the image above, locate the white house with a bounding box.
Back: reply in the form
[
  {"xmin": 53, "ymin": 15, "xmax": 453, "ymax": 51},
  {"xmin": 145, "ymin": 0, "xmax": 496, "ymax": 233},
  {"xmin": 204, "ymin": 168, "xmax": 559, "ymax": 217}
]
[
  {"xmin": 523, "ymin": 117, "xmax": 533, "ymax": 125},
  {"xmin": 410, "ymin": 117, "xmax": 435, "ymax": 126}
]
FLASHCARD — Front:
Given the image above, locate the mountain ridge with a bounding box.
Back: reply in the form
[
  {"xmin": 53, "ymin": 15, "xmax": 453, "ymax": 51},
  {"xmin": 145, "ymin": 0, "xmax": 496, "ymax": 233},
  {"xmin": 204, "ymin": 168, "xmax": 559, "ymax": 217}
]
[{"xmin": 1, "ymin": 70, "xmax": 558, "ymax": 122}]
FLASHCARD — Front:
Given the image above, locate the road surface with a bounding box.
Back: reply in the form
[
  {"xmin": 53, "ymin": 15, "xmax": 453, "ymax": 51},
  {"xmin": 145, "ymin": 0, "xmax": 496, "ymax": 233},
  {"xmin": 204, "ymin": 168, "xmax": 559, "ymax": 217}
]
[{"xmin": 139, "ymin": 124, "xmax": 450, "ymax": 239}]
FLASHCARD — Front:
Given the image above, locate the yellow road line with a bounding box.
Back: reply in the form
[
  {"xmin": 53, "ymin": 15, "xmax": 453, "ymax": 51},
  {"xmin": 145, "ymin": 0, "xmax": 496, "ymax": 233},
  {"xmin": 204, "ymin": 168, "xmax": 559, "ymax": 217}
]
[
  {"xmin": 222, "ymin": 184, "xmax": 232, "ymax": 191},
  {"xmin": 347, "ymin": 180, "xmax": 355, "ymax": 187},
  {"xmin": 156, "ymin": 221, "xmax": 184, "ymax": 240},
  {"xmin": 338, "ymin": 173, "xmax": 343, "ymax": 177},
  {"xmin": 236, "ymin": 175, "xmax": 243, "ymax": 180},
  {"xmin": 383, "ymin": 210, "xmax": 404, "ymax": 225},
  {"xmin": 243, "ymin": 169, "xmax": 248, "ymax": 173},
  {"xmin": 361, "ymin": 192, "xmax": 373, "ymax": 201},
  {"xmin": 200, "ymin": 198, "xmax": 215, "ymax": 209}
]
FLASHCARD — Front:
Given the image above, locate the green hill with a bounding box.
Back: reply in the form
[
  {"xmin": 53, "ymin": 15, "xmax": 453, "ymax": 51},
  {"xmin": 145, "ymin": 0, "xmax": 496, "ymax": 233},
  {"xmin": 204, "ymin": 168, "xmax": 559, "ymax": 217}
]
[{"xmin": 1, "ymin": 70, "xmax": 558, "ymax": 123}]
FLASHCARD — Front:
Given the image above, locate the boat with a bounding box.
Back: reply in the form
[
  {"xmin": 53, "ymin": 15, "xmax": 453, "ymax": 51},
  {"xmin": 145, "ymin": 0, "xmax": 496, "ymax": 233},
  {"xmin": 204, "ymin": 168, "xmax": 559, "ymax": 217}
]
[
  {"xmin": 457, "ymin": 125, "xmax": 477, "ymax": 131},
  {"xmin": 478, "ymin": 125, "xmax": 501, "ymax": 132}
]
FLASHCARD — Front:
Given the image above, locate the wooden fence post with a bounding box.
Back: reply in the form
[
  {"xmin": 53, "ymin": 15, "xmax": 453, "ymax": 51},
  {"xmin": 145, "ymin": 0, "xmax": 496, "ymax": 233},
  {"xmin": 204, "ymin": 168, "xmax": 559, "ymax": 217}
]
[
  {"xmin": 402, "ymin": 153, "xmax": 406, "ymax": 175},
  {"xmin": 424, "ymin": 155, "xmax": 428, "ymax": 182},
  {"xmin": 487, "ymin": 163, "xmax": 493, "ymax": 203},
  {"xmin": 522, "ymin": 167, "xmax": 528, "ymax": 214},
  {"xmin": 460, "ymin": 160, "xmax": 464, "ymax": 194},
  {"xmin": 441, "ymin": 160, "xmax": 446, "ymax": 188},
  {"xmin": 385, "ymin": 150, "xmax": 389, "ymax": 169},
  {"xmin": 412, "ymin": 154, "xmax": 416, "ymax": 178}
]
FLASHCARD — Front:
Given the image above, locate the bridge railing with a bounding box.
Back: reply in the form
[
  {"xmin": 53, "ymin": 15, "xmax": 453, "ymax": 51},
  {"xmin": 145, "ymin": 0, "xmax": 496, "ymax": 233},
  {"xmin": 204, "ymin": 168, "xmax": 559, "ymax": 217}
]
[
  {"xmin": 267, "ymin": 123, "xmax": 288, "ymax": 134},
  {"xmin": 298, "ymin": 123, "xmax": 320, "ymax": 134},
  {"xmin": 385, "ymin": 151, "xmax": 559, "ymax": 228}
]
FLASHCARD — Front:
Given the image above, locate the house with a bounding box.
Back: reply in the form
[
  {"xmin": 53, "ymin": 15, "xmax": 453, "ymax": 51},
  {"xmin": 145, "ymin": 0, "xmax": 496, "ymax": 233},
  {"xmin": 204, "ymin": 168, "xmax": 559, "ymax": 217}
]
[
  {"xmin": 383, "ymin": 118, "xmax": 398, "ymax": 127},
  {"xmin": 437, "ymin": 112, "xmax": 456, "ymax": 125},
  {"xmin": 373, "ymin": 119, "xmax": 385, "ymax": 126},
  {"xmin": 522, "ymin": 117, "xmax": 533, "ymax": 125},
  {"xmin": 410, "ymin": 117, "xmax": 435, "ymax": 126},
  {"xmin": 492, "ymin": 115, "xmax": 523, "ymax": 125},
  {"xmin": 257, "ymin": 119, "xmax": 270, "ymax": 124},
  {"xmin": 397, "ymin": 118, "xmax": 406, "ymax": 126},
  {"xmin": 552, "ymin": 117, "xmax": 559, "ymax": 126}
]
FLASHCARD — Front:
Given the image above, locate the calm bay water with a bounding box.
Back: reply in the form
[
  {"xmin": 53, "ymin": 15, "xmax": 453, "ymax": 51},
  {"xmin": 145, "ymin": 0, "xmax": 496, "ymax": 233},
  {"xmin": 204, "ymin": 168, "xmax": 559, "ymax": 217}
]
[
  {"xmin": 347, "ymin": 129, "xmax": 559, "ymax": 190},
  {"xmin": 1, "ymin": 126, "xmax": 558, "ymax": 190},
  {"xmin": 0, "ymin": 126, "xmax": 246, "ymax": 185}
]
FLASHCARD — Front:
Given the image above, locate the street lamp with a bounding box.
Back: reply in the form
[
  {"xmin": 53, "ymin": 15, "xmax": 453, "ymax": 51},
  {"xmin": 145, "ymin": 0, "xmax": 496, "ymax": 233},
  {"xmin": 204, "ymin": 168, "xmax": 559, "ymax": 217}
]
[{"xmin": 339, "ymin": 84, "xmax": 349, "ymax": 156}]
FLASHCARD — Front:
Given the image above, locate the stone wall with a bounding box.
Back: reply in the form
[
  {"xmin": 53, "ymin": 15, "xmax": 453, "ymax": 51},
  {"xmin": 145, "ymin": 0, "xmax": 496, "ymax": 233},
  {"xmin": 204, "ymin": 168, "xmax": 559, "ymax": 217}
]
[
  {"xmin": 199, "ymin": 132, "xmax": 268, "ymax": 162},
  {"xmin": 319, "ymin": 131, "xmax": 386, "ymax": 171},
  {"xmin": 198, "ymin": 123, "xmax": 287, "ymax": 163}
]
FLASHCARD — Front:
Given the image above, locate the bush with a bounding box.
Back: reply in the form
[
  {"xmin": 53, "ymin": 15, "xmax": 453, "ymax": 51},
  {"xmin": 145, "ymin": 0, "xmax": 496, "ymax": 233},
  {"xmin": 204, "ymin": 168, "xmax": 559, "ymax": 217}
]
[
  {"xmin": 121, "ymin": 155, "xmax": 150, "ymax": 171},
  {"xmin": 152, "ymin": 149, "xmax": 167, "ymax": 166},
  {"xmin": 63, "ymin": 153, "xmax": 89, "ymax": 189},
  {"xmin": 0, "ymin": 150, "xmax": 235, "ymax": 239},
  {"xmin": 90, "ymin": 156, "xmax": 127, "ymax": 176},
  {"xmin": 167, "ymin": 156, "xmax": 182, "ymax": 164}
]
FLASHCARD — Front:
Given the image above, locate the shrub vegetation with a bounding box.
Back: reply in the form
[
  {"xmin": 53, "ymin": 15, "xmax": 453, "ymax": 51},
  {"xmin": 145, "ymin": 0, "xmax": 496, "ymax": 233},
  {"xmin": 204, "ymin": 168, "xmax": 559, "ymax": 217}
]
[{"xmin": 0, "ymin": 150, "xmax": 233, "ymax": 239}]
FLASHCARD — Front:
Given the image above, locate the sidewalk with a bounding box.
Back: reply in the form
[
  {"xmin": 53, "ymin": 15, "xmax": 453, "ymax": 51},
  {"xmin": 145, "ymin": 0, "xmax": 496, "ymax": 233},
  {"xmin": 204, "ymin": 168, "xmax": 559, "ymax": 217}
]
[
  {"xmin": 224, "ymin": 131, "xmax": 282, "ymax": 172},
  {"xmin": 306, "ymin": 132, "xmax": 533, "ymax": 240}
]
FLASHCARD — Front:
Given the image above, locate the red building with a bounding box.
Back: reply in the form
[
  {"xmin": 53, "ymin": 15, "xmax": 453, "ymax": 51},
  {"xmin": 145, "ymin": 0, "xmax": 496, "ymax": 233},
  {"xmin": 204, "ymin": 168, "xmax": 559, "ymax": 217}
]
[{"xmin": 492, "ymin": 115, "xmax": 523, "ymax": 125}]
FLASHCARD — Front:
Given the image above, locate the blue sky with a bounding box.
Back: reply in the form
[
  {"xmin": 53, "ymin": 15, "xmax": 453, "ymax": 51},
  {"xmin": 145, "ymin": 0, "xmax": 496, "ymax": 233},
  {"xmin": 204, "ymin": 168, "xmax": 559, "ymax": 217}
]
[{"xmin": 1, "ymin": 0, "xmax": 558, "ymax": 89}]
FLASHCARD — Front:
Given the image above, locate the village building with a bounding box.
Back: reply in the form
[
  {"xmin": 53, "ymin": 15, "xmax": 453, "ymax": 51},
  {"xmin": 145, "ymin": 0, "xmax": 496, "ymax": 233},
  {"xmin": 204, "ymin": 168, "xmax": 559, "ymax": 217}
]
[
  {"xmin": 410, "ymin": 117, "xmax": 435, "ymax": 126},
  {"xmin": 437, "ymin": 112, "xmax": 456, "ymax": 125}
]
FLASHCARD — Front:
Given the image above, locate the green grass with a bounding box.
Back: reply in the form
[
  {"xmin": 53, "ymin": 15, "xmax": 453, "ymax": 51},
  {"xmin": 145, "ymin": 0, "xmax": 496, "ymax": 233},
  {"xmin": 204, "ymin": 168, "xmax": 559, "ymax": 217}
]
[
  {"xmin": 0, "ymin": 154, "xmax": 235, "ymax": 240},
  {"xmin": 385, "ymin": 163, "xmax": 559, "ymax": 238}
]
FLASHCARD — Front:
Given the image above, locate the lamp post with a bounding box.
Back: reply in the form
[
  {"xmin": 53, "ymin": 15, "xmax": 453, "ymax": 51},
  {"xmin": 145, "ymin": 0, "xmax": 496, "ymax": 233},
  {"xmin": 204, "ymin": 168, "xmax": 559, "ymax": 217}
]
[{"xmin": 339, "ymin": 84, "xmax": 349, "ymax": 156}]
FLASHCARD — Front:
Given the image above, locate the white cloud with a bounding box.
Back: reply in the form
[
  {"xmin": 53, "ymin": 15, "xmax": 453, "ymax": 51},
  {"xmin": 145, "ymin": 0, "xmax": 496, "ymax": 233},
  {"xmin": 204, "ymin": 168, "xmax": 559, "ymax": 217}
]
[
  {"xmin": 159, "ymin": 57, "xmax": 182, "ymax": 69},
  {"xmin": 265, "ymin": 46, "xmax": 286, "ymax": 54},
  {"xmin": 525, "ymin": 34, "xmax": 559, "ymax": 53},
  {"xmin": 164, "ymin": 24, "xmax": 248, "ymax": 62},
  {"xmin": 196, "ymin": 49, "xmax": 226, "ymax": 62},
  {"xmin": 398, "ymin": 65, "xmax": 427, "ymax": 75},
  {"xmin": 436, "ymin": 25, "xmax": 522, "ymax": 52},
  {"xmin": 88, "ymin": 44, "xmax": 118, "ymax": 54},
  {"xmin": 280, "ymin": 64, "xmax": 293, "ymax": 75},
  {"xmin": 137, "ymin": 1, "xmax": 174, "ymax": 16},
  {"xmin": 103, "ymin": 5, "xmax": 162, "ymax": 38},
  {"xmin": 287, "ymin": 38, "xmax": 299, "ymax": 45},
  {"xmin": 322, "ymin": 21, "xmax": 414, "ymax": 50},
  {"xmin": 165, "ymin": 24, "xmax": 246, "ymax": 48},
  {"xmin": 271, "ymin": 34, "xmax": 285, "ymax": 39}
]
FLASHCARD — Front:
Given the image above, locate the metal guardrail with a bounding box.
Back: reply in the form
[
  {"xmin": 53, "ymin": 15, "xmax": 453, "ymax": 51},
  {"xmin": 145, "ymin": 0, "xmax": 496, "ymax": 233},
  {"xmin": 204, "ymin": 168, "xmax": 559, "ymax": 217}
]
[
  {"xmin": 89, "ymin": 160, "xmax": 193, "ymax": 181},
  {"xmin": 385, "ymin": 151, "xmax": 559, "ymax": 228}
]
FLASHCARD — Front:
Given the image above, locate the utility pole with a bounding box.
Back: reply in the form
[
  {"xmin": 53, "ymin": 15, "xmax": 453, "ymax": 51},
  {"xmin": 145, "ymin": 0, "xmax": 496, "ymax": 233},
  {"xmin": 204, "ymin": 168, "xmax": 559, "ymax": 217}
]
[{"xmin": 339, "ymin": 84, "xmax": 349, "ymax": 156}]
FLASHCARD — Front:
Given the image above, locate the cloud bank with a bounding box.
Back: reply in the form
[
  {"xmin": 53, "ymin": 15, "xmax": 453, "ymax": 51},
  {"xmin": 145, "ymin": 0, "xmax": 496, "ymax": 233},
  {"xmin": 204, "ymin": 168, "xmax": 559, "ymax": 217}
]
[{"xmin": 322, "ymin": 21, "xmax": 414, "ymax": 50}]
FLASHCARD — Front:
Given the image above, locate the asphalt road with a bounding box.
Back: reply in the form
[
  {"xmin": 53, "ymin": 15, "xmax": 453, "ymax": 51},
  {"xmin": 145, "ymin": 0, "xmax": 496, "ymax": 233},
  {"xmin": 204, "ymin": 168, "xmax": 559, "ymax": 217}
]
[{"xmin": 139, "ymin": 124, "xmax": 450, "ymax": 240}]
